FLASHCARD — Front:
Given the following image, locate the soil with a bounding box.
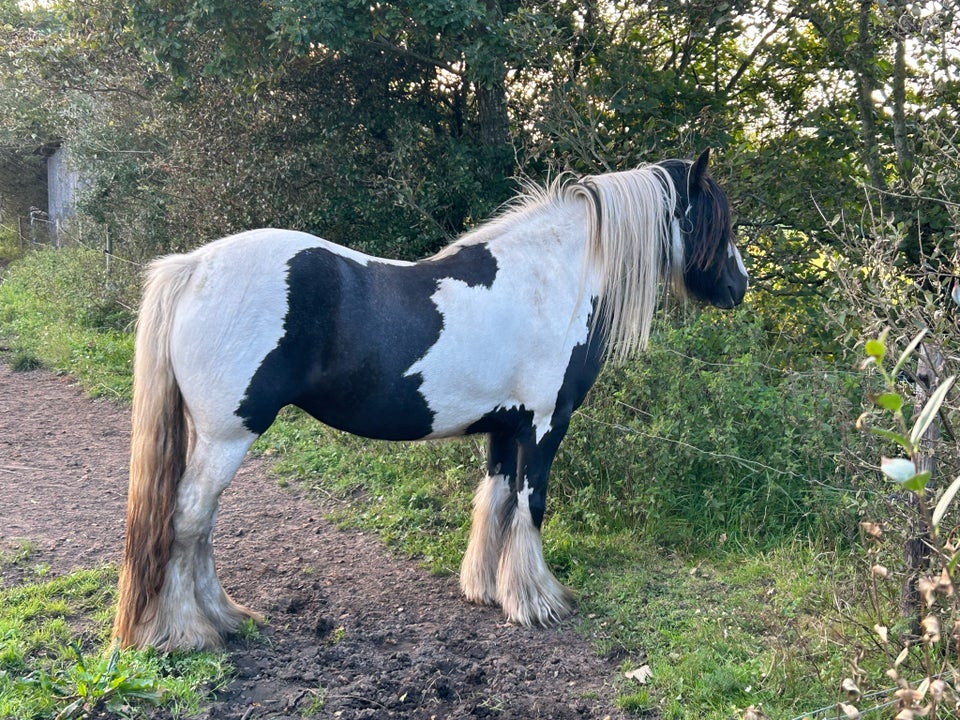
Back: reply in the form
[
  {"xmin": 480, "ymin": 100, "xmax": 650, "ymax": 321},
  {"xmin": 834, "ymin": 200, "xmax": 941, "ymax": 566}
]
[{"xmin": 0, "ymin": 362, "xmax": 627, "ymax": 719}]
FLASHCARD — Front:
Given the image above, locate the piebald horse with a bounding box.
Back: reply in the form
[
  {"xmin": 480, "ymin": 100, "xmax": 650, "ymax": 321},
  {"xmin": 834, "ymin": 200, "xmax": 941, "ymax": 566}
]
[{"xmin": 114, "ymin": 150, "xmax": 748, "ymax": 651}]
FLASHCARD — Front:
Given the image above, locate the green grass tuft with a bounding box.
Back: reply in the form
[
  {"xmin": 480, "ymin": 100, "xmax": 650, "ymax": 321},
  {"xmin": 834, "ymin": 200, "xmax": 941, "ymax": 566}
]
[{"xmin": 0, "ymin": 560, "xmax": 232, "ymax": 719}]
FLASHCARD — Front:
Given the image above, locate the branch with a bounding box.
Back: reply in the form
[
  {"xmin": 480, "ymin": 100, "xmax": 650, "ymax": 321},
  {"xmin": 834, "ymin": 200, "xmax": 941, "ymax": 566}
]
[
  {"xmin": 724, "ymin": 12, "xmax": 793, "ymax": 95},
  {"xmin": 364, "ymin": 38, "xmax": 462, "ymax": 76}
]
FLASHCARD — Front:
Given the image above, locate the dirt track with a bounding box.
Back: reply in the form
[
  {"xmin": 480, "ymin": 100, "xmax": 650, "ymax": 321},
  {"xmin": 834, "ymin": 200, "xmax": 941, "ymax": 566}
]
[{"xmin": 0, "ymin": 362, "xmax": 626, "ymax": 719}]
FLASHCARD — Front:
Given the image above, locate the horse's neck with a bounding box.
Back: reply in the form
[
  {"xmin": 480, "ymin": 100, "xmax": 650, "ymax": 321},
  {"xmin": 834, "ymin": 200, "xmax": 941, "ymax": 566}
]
[{"xmin": 489, "ymin": 201, "xmax": 598, "ymax": 293}]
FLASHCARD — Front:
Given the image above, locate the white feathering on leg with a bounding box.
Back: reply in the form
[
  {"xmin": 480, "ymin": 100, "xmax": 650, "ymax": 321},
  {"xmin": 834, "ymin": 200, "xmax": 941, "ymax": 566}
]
[
  {"xmin": 461, "ymin": 474, "xmax": 511, "ymax": 605},
  {"xmin": 496, "ymin": 482, "xmax": 575, "ymax": 626}
]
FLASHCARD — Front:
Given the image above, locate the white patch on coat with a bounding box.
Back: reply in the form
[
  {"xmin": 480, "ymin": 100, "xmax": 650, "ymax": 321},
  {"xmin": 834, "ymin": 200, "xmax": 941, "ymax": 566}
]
[
  {"xmin": 729, "ymin": 242, "xmax": 748, "ymax": 281},
  {"xmin": 405, "ymin": 216, "xmax": 596, "ymax": 443}
]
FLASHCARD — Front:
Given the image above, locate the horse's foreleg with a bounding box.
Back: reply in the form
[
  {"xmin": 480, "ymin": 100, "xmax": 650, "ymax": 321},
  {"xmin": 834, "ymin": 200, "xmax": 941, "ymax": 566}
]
[
  {"xmin": 496, "ymin": 430, "xmax": 574, "ymax": 627},
  {"xmin": 147, "ymin": 435, "xmax": 258, "ymax": 651},
  {"xmin": 461, "ymin": 433, "xmax": 517, "ymax": 606}
]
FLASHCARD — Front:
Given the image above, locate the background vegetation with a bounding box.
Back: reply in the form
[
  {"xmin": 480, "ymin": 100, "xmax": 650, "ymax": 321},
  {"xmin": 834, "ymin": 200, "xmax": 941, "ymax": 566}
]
[{"xmin": 2, "ymin": 0, "xmax": 960, "ymax": 717}]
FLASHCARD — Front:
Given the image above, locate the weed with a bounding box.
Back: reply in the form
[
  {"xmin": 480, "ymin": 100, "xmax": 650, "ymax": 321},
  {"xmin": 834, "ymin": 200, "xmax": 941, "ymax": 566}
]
[
  {"xmin": 300, "ymin": 686, "xmax": 327, "ymax": 715},
  {"xmin": 0, "ymin": 539, "xmax": 36, "ymax": 567},
  {"xmin": 237, "ymin": 617, "xmax": 262, "ymax": 640},
  {"xmin": 825, "ymin": 331, "xmax": 960, "ymax": 718},
  {"xmin": 19, "ymin": 641, "xmax": 163, "ymax": 719},
  {"xmin": 616, "ymin": 690, "xmax": 652, "ymax": 714},
  {"xmin": 0, "ymin": 566, "xmax": 232, "ymax": 718},
  {"xmin": 10, "ymin": 349, "xmax": 42, "ymax": 372},
  {"xmin": 328, "ymin": 626, "xmax": 346, "ymax": 646}
]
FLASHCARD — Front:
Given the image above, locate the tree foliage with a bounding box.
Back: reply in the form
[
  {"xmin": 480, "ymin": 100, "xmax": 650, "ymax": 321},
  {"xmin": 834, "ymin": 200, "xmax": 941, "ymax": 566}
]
[{"xmin": 1, "ymin": 0, "xmax": 958, "ymax": 340}]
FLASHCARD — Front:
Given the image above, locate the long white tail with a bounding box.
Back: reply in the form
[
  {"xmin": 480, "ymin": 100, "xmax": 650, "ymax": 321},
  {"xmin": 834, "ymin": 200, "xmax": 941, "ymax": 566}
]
[{"xmin": 113, "ymin": 254, "xmax": 197, "ymax": 648}]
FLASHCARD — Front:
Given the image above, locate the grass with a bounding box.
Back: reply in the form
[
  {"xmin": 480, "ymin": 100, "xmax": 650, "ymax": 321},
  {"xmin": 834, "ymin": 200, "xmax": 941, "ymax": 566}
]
[
  {"xmin": 0, "ymin": 245, "xmax": 135, "ymax": 400},
  {"xmin": 0, "ymin": 247, "xmax": 899, "ymax": 718},
  {"xmin": 255, "ymin": 412, "xmax": 870, "ymax": 718},
  {"xmin": 0, "ymin": 541, "xmax": 232, "ymax": 719},
  {"xmin": 258, "ymin": 408, "xmax": 480, "ymax": 575}
]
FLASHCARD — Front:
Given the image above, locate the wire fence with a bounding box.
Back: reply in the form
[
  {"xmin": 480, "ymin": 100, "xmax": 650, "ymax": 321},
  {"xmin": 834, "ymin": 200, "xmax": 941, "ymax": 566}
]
[{"xmin": 4, "ymin": 210, "xmax": 145, "ymax": 274}]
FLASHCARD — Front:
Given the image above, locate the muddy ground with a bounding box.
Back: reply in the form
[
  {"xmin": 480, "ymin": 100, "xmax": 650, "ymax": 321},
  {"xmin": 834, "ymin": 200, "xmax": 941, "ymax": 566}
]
[{"xmin": 0, "ymin": 362, "xmax": 629, "ymax": 719}]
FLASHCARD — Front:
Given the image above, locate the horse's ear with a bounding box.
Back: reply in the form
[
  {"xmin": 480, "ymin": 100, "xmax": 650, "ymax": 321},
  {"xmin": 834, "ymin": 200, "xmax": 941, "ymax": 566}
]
[{"xmin": 689, "ymin": 148, "xmax": 711, "ymax": 191}]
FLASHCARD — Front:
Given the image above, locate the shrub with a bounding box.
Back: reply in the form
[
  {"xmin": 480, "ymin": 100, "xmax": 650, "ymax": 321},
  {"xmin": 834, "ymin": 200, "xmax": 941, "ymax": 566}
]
[
  {"xmin": 830, "ymin": 332, "xmax": 960, "ymax": 718},
  {"xmin": 0, "ymin": 245, "xmax": 137, "ymax": 332},
  {"xmin": 552, "ymin": 308, "xmax": 866, "ymax": 549},
  {"xmin": 0, "ymin": 223, "xmax": 22, "ymax": 267}
]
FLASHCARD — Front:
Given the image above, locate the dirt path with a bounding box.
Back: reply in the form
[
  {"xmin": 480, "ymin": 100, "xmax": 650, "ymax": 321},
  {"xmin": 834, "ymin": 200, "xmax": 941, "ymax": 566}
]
[{"xmin": 0, "ymin": 362, "xmax": 625, "ymax": 719}]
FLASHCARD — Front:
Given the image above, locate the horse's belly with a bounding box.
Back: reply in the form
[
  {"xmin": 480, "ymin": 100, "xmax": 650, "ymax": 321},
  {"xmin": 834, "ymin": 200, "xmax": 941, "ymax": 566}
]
[{"xmin": 295, "ymin": 370, "xmax": 500, "ymax": 442}]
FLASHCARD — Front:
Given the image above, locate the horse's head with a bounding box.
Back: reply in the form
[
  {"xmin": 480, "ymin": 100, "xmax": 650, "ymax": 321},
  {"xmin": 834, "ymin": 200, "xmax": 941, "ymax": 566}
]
[{"xmin": 660, "ymin": 150, "xmax": 748, "ymax": 309}]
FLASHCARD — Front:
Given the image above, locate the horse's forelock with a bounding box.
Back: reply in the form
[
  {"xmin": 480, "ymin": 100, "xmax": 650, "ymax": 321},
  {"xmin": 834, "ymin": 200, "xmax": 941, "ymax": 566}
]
[{"xmin": 687, "ymin": 176, "xmax": 731, "ymax": 272}]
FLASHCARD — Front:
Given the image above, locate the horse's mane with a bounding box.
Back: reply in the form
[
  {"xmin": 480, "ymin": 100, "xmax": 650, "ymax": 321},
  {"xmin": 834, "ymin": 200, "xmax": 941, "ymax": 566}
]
[
  {"xmin": 569, "ymin": 165, "xmax": 682, "ymax": 364},
  {"xmin": 436, "ymin": 164, "xmax": 683, "ymax": 364}
]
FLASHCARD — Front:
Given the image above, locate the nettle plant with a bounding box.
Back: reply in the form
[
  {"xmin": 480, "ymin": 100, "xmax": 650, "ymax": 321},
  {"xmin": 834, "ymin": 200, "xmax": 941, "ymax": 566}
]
[{"xmin": 844, "ymin": 330, "xmax": 960, "ymax": 718}]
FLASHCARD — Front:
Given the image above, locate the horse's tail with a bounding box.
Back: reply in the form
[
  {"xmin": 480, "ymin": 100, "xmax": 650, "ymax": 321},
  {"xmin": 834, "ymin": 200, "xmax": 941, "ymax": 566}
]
[{"xmin": 113, "ymin": 253, "xmax": 197, "ymax": 648}]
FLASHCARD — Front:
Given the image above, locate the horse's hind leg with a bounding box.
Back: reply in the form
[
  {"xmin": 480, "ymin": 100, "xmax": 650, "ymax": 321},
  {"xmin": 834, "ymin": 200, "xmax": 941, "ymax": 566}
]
[
  {"xmin": 460, "ymin": 433, "xmax": 516, "ymax": 605},
  {"xmin": 149, "ymin": 432, "xmax": 258, "ymax": 651}
]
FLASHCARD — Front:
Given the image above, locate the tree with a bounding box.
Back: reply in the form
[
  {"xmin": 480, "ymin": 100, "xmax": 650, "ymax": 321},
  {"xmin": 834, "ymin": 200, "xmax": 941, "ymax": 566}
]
[{"xmin": 105, "ymin": 0, "xmax": 528, "ymax": 254}]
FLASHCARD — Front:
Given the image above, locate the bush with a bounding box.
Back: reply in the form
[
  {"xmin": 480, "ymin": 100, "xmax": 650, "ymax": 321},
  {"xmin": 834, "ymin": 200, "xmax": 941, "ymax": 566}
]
[
  {"xmin": 0, "ymin": 223, "xmax": 22, "ymax": 267},
  {"xmin": 0, "ymin": 245, "xmax": 137, "ymax": 332},
  {"xmin": 552, "ymin": 307, "xmax": 866, "ymax": 549}
]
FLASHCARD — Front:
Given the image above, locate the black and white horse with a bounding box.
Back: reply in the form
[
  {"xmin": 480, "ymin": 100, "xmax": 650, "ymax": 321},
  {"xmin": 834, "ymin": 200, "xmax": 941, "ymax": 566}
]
[{"xmin": 114, "ymin": 150, "xmax": 748, "ymax": 651}]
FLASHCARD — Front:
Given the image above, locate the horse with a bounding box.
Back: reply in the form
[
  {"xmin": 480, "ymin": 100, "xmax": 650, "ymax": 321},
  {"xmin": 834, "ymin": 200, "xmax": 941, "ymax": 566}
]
[{"xmin": 113, "ymin": 149, "xmax": 748, "ymax": 651}]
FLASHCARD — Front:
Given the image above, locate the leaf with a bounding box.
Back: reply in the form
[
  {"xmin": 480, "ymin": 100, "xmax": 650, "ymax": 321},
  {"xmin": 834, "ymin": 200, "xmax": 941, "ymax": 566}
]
[
  {"xmin": 909, "ymin": 376, "xmax": 955, "ymax": 447},
  {"xmin": 894, "ymin": 645, "xmax": 909, "ymax": 666},
  {"xmin": 873, "ymin": 624, "xmax": 888, "ymax": 643},
  {"xmin": 865, "ymin": 338, "xmax": 885, "ymax": 362},
  {"xmin": 878, "ymin": 457, "xmax": 930, "ymax": 493},
  {"xmin": 932, "ymin": 475, "xmax": 960, "ymax": 529},
  {"xmin": 867, "ymin": 428, "xmax": 913, "ymax": 454},
  {"xmin": 839, "ymin": 702, "xmax": 861, "ymax": 719},
  {"xmin": 624, "ymin": 665, "xmax": 652, "ymax": 684},
  {"xmin": 872, "ymin": 392, "xmax": 903, "ymax": 412},
  {"xmin": 902, "ymin": 471, "xmax": 931, "ymax": 493},
  {"xmin": 54, "ymin": 698, "xmax": 85, "ymax": 720},
  {"xmin": 842, "ymin": 677, "xmax": 861, "ymax": 699},
  {"xmin": 891, "ymin": 329, "xmax": 928, "ymax": 378},
  {"xmin": 881, "ymin": 457, "xmax": 917, "ymax": 483}
]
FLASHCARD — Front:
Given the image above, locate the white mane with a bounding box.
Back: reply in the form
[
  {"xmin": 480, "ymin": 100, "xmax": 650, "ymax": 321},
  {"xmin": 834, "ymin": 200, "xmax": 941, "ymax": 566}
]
[
  {"xmin": 436, "ymin": 165, "xmax": 684, "ymax": 364},
  {"xmin": 568, "ymin": 165, "xmax": 682, "ymax": 364}
]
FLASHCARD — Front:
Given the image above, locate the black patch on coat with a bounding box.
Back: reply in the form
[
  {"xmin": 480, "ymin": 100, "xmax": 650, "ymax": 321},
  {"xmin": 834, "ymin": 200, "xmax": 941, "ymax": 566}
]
[{"xmin": 235, "ymin": 242, "xmax": 498, "ymax": 439}]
